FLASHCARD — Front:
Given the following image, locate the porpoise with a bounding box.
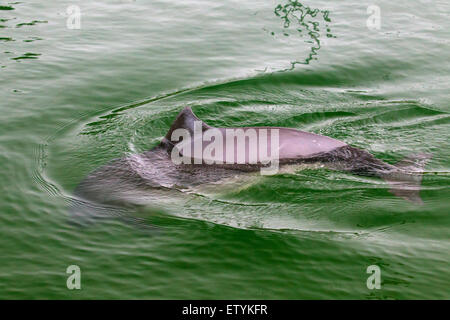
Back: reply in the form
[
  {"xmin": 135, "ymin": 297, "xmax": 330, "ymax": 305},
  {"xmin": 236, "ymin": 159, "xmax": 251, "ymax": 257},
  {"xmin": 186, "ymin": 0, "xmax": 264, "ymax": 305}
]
[{"xmin": 72, "ymin": 106, "xmax": 430, "ymax": 222}]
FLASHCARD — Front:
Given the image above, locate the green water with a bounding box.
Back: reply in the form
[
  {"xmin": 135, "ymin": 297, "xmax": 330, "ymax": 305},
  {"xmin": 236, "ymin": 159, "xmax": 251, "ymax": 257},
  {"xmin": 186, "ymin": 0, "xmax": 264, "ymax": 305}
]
[{"xmin": 1, "ymin": 0, "xmax": 449, "ymax": 299}]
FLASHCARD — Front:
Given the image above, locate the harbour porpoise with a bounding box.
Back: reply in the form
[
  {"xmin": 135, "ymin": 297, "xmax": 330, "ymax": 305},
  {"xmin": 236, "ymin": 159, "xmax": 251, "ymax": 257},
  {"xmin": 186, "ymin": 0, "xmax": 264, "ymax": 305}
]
[{"xmin": 72, "ymin": 106, "xmax": 430, "ymax": 221}]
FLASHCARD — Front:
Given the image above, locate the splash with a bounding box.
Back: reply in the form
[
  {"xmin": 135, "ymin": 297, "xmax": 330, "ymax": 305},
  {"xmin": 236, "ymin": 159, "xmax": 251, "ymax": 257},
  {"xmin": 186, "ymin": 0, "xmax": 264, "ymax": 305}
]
[
  {"xmin": 16, "ymin": 20, "xmax": 47, "ymax": 28},
  {"xmin": 11, "ymin": 52, "xmax": 41, "ymax": 60},
  {"xmin": 273, "ymin": 0, "xmax": 334, "ymax": 70}
]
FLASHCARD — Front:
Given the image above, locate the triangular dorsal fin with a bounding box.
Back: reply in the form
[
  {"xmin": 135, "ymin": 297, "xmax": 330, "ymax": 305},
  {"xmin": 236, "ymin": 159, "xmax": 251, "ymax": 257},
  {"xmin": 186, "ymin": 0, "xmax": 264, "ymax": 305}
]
[{"xmin": 161, "ymin": 107, "xmax": 211, "ymax": 149}]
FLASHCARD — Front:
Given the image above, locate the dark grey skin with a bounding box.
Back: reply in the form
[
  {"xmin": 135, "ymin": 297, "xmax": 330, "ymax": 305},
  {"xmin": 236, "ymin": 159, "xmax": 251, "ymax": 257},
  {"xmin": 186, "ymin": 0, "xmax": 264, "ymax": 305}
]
[{"xmin": 73, "ymin": 106, "xmax": 430, "ymax": 219}]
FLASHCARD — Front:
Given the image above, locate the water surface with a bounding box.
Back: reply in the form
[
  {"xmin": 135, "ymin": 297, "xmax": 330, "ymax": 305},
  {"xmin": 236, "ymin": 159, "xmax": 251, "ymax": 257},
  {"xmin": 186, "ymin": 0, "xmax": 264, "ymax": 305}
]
[{"xmin": 0, "ymin": 0, "xmax": 449, "ymax": 299}]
